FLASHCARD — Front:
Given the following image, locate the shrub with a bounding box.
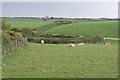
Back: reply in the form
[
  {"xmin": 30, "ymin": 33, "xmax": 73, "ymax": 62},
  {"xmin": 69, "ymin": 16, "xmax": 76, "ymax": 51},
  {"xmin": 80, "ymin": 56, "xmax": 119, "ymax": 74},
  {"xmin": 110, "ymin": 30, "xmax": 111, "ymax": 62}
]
[
  {"xmin": 16, "ymin": 33, "xmax": 28, "ymax": 47},
  {"xmin": 11, "ymin": 28, "xmax": 21, "ymax": 32},
  {"xmin": 2, "ymin": 32, "xmax": 11, "ymax": 53},
  {"xmin": 79, "ymin": 35, "xmax": 103, "ymax": 43},
  {"xmin": 2, "ymin": 31, "xmax": 28, "ymax": 54},
  {"xmin": 21, "ymin": 28, "xmax": 33, "ymax": 39},
  {"xmin": 54, "ymin": 20, "xmax": 72, "ymax": 25},
  {"xmin": 2, "ymin": 20, "xmax": 11, "ymax": 30}
]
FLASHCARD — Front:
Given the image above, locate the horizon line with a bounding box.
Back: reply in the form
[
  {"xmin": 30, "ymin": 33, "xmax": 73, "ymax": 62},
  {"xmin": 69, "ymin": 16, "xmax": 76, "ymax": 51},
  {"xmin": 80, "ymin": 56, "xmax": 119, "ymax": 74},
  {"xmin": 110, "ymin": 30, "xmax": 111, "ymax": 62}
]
[{"xmin": 1, "ymin": 16, "xmax": 119, "ymax": 19}]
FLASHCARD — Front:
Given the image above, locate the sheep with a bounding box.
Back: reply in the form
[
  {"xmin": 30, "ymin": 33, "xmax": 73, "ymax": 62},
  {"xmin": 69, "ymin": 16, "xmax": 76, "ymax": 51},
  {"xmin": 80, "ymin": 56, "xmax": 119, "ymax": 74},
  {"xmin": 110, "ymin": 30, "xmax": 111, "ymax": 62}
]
[
  {"xmin": 3, "ymin": 64, "xmax": 5, "ymax": 66},
  {"xmin": 4, "ymin": 51, "xmax": 7, "ymax": 54},
  {"xmin": 69, "ymin": 44, "xmax": 75, "ymax": 48},
  {"xmin": 41, "ymin": 40, "xmax": 45, "ymax": 44},
  {"xmin": 78, "ymin": 43, "xmax": 84, "ymax": 46},
  {"xmin": 105, "ymin": 42, "xmax": 111, "ymax": 47},
  {"xmin": 103, "ymin": 38, "xmax": 106, "ymax": 41}
]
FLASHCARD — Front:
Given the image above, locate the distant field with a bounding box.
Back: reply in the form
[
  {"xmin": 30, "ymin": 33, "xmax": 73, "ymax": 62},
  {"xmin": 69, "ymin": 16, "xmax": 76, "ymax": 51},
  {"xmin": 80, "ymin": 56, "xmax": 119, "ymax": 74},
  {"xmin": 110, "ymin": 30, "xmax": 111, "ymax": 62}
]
[
  {"xmin": 3, "ymin": 18, "xmax": 54, "ymax": 29},
  {"xmin": 3, "ymin": 42, "xmax": 118, "ymax": 78},
  {"xmin": 2, "ymin": 18, "xmax": 118, "ymax": 38},
  {"xmin": 45, "ymin": 20, "xmax": 118, "ymax": 38}
]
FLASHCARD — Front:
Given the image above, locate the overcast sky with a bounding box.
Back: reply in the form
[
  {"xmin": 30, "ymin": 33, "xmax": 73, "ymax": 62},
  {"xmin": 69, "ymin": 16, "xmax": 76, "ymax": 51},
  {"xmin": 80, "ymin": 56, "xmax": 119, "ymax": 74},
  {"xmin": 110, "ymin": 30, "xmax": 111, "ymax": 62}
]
[
  {"xmin": 2, "ymin": 2, "xmax": 119, "ymax": 18},
  {"xmin": 1, "ymin": 0, "xmax": 120, "ymax": 2}
]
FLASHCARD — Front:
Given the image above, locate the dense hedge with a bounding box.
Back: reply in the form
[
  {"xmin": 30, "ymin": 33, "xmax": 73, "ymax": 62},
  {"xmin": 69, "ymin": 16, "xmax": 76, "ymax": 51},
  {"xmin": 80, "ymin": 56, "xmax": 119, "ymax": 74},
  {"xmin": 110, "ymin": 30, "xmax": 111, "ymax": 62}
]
[
  {"xmin": 28, "ymin": 34, "xmax": 103, "ymax": 44},
  {"xmin": 54, "ymin": 20, "xmax": 72, "ymax": 25},
  {"xmin": 2, "ymin": 30, "xmax": 28, "ymax": 54}
]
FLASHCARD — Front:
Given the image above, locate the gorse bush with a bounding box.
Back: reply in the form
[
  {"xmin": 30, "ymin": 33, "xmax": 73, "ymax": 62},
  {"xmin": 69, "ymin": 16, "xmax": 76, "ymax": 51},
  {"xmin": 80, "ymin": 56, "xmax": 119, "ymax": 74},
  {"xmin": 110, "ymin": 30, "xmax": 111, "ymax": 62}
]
[
  {"xmin": 11, "ymin": 28, "xmax": 21, "ymax": 32},
  {"xmin": 2, "ymin": 31, "xmax": 28, "ymax": 54}
]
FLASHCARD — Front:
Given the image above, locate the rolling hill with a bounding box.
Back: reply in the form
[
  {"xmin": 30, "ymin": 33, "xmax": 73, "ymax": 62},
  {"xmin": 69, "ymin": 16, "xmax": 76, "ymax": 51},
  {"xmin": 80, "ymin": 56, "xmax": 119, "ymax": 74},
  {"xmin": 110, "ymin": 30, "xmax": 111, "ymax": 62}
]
[{"xmin": 45, "ymin": 20, "xmax": 118, "ymax": 38}]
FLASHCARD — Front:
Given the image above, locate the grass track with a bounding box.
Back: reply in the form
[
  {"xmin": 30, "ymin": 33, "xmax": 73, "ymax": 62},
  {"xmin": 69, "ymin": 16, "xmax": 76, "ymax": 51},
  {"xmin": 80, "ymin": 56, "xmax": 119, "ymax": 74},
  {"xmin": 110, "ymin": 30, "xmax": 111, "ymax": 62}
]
[{"xmin": 2, "ymin": 43, "xmax": 118, "ymax": 78}]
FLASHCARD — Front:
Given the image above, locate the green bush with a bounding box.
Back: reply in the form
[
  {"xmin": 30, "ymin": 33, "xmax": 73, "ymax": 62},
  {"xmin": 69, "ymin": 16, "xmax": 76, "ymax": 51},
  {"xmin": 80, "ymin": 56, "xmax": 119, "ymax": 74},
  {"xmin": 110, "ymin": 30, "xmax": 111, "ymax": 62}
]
[
  {"xmin": 83, "ymin": 35, "xmax": 103, "ymax": 43},
  {"xmin": 2, "ymin": 20, "xmax": 11, "ymax": 30},
  {"xmin": 21, "ymin": 28, "xmax": 33, "ymax": 39},
  {"xmin": 11, "ymin": 28, "xmax": 21, "ymax": 32},
  {"xmin": 2, "ymin": 32, "xmax": 11, "ymax": 53},
  {"xmin": 54, "ymin": 20, "xmax": 72, "ymax": 25}
]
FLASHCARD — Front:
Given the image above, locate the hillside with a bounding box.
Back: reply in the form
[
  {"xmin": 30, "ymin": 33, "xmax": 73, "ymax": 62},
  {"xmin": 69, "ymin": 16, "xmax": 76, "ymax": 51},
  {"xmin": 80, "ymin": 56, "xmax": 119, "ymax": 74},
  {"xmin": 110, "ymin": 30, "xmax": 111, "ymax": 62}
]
[
  {"xmin": 3, "ymin": 17, "xmax": 54, "ymax": 29},
  {"xmin": 45, "ymin": 20, "xmax": 118, "ymax": 38}
]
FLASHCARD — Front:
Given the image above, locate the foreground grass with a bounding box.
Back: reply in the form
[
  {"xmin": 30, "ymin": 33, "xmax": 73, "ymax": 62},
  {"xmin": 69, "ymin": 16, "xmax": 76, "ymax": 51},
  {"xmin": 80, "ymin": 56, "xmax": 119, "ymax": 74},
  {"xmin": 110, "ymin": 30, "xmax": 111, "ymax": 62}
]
[{"xmin": 2, "ymin": 43, "xmax": 118, "ymax": 78}]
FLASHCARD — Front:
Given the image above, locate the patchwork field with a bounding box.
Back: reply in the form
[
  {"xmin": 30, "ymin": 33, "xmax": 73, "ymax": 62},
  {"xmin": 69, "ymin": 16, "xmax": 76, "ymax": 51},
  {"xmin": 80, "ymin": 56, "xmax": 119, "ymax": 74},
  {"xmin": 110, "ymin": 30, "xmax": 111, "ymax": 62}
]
[{"xmin": 2, "ymin": 43, "xmax": 118, "ymax": 78}]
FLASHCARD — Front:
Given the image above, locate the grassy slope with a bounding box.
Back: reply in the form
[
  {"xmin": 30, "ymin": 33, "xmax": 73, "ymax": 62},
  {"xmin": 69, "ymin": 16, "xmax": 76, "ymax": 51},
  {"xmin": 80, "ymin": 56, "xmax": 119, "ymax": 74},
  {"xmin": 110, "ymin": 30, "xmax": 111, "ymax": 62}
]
[
  {"xmin": 3, "ymin": 18, "xmax": 54, "ymax": 29},
  {"xmin": 3, "ymin": 43, "xmax": 118, "ymax": 78},
  {"xmin": 45, "ymin": 21, "xmax": 118, "ymax": 37}
]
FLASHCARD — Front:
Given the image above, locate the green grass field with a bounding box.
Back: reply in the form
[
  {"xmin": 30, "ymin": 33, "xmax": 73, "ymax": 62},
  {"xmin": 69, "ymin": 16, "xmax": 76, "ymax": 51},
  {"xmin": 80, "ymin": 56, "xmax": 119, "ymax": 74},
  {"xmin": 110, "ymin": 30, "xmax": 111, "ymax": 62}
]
[
  {"xmin": 2, "ymin": 18, "xmax": 119, "ymax": 78},
  {"xmin": 45, "ymin": 20, "xmax": 118, "ymax": 37},
  {"xmin": 2, "ymin": 42, "xmax": 118, "ymax": 78},
  {"xmin": 3, "ymin": 18, "xmax": 54, "ymax": 29}
]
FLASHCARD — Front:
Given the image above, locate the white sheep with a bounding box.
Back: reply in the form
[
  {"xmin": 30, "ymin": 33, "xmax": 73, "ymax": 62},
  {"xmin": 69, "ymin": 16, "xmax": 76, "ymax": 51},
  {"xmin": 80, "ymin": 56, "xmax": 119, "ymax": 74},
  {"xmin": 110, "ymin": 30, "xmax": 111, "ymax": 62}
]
[
  {"xmin": 69, "ymin": 44, "xmax": 75, "ymax": 48},
  {"xmin": 78, "ymin": 43, "xmax": 84, "ymax": 46},
  {"xmin": 41, "ymin": 40, "xmax": 45, "ymax": 44},
  {"xmin": 103, "ymin": 38, "xmax": 106, "ymax": 41},
  {"xmin": 105, "ymin": 42, "xmax": 111, "ymax": 47},
  {"xmin": 4, "ymin": 51, "xmax": 6, "ymax": 54},
  {"xmin": 3, "ymin": 64, "xmax": 5, "ymax": 66}
]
